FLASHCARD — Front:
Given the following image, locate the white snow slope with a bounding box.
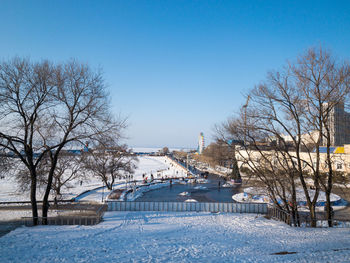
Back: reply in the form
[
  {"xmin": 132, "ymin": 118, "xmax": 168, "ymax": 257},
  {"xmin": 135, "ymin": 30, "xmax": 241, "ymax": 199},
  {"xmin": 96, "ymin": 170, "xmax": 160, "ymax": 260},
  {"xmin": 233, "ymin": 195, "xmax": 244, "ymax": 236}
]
[{"xmin": 1, "ymin": 212, "xmax": 350, "ymax": 262}]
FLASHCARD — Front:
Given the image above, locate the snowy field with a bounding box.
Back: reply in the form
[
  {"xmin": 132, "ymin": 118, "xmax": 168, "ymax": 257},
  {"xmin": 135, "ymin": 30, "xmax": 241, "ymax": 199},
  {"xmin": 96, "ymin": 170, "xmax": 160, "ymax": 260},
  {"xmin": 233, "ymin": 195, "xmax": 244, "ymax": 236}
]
[{"xmin": 1, "ymin": 212, "xmax": 350, "ymax": 262}]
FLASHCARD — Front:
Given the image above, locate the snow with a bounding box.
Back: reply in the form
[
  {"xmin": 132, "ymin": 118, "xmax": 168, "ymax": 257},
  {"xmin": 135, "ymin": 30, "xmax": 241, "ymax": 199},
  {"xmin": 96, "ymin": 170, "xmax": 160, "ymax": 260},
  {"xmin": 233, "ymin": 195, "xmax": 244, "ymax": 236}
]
[
  {"xmin": 0, "ymin": 176, "xmax": 27, "ymax": 202},
  {"xmin": 125, "ymin": 181, "xmax": 170, "ymax": 201},
  {"xmin": 0, "ymin": 210, "xmax": 64, "ymax": 222},
  {"xmin": 1, "ymin": 212, "xmax": 350, "ymax": 262},
  {"xmin": 193, "ymin": 185, "xmax": 207, "ymax": 190},
  {"xmin": 233, "ymin": 187, "xmax": 342, "ymax": 204},
  {"xmin": 184, "ymin": 199, "xmax": 198, "ymax": 202},
  {"xmin": 132, "ymin": 156, "xmax": 187, "ymax": 180},
  {"xmin": 0, "ymin": 210, "xmax": 33, "ymax": 221}
]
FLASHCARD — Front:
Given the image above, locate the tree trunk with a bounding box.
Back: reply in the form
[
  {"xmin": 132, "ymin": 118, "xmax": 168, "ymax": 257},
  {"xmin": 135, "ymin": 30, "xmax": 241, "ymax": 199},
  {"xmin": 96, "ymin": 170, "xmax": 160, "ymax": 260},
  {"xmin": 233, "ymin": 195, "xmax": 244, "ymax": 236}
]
[
  {"xmin": 325, "ymin": 191, "xmax": 333, "ymax": 227},
  {"xmin": 309, "ymin": 205, "xmax": 317, "ymax": 227},
  {"xmin": 290, "ymin": 181, "xmax": 300, "ymax": 227},
  {"xmin": 325, "ymin": 125, "xmax": 334, "ymax": 227},
  {"xmin": 30, "ymin": 171, "xmax": 38, "ymax": 226},
  {"xmin": 42, "ymin": 154, "xmax": 59, "ymax": 225},
  {"xmin": 110, "ymin": 176, "xmax": 115, "ymax": 190},
  {"xmin": 42, "ymin": 185, "xmax": 51, "ymax": 225}
]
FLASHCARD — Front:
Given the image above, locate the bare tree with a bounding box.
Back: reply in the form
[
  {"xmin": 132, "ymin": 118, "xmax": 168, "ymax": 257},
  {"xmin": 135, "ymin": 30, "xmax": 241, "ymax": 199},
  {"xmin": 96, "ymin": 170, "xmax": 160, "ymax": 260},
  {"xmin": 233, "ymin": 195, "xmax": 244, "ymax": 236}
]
[
  {"xmin": 0, "ymin": 58, "xmax": 58, "ymax": 225},
  {"xmin": 0, "ymin": 58, "xmax": 125, "ymax": 225},
  {"xmin": 0, "ymin": 152, "xmax": 11, "ymax": 179},
  {"xmin": 196, "ymin": 141, "xmax": 240, "ymax": 180},
  {"xmin": 217, "ymin": 113, "xmax": 302, "ymax": 226},
  {"xmin": 217, "ymin": 47, "xmax": 350, "ymax": 227},
  {"xmin": 40, "ymin": 60, "xmax": 125, "ymax": 224},
  {"xmin": 162, "ymin": 147, "xmax": 169, "ymax": 155},
  {"xmin": 292, "ymin": 48, "xmax": 350, "ymax": 226},
  {"xmin": 83, "ymin": 144, "xmax": 137, "ymax": 190},
  {"xmin": 36, "ymin": 152, "xmax": 85, "ymax": 198}
]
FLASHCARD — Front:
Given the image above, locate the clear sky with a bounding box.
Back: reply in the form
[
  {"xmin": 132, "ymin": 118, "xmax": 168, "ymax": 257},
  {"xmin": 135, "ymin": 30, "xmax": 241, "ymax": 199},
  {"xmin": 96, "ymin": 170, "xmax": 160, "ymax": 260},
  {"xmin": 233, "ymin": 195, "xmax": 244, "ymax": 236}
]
[{"xmin": 1, "ymin": 1, "xmax": 350, "ymax": 148}]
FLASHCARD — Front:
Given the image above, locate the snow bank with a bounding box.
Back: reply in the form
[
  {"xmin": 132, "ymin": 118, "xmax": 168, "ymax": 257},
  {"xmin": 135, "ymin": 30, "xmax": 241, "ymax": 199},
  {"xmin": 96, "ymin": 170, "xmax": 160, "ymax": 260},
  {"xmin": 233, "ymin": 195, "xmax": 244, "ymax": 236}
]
[
  {"xmin": 233, "ymin": 187, "xmax": 343, "ymax": 206},
  {"xmin": 126, "ymin": 181, "xmax": 170, "ymax": 201},
  {"xmin": 1, "ymin": 212, "xmax": 350, "ymax": 262}
]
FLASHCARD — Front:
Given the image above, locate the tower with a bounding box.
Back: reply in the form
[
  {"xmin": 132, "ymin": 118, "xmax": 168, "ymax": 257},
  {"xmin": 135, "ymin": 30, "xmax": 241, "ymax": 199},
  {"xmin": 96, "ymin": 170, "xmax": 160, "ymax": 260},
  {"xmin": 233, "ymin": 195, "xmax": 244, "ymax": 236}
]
[{"xmin": 198, "ymin": 132, "xmax": 205, "ymax": 154}]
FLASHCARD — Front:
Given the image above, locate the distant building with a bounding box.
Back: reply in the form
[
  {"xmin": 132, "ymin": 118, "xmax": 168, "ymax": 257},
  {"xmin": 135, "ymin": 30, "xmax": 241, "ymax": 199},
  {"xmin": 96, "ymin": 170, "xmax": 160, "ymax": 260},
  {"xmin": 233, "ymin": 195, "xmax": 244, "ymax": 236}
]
[
  {"xmin": 324, "ymin": 102, "xmax": 350, "ymax": 146},
  {"xmin": 272, "ymin": 102, "xmax": 350, "ymax": 147},
  {"xmin": 198, "ymin": 132, "xmax": 205, "ymax": 154}
]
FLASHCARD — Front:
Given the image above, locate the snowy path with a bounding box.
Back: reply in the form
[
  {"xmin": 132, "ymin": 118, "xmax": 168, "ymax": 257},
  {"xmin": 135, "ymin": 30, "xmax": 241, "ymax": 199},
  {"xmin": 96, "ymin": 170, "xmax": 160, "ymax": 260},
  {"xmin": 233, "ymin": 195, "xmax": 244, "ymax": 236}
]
[{"xmin": 1, "ymin": 212, "xmax": 350, "ymax": 262}]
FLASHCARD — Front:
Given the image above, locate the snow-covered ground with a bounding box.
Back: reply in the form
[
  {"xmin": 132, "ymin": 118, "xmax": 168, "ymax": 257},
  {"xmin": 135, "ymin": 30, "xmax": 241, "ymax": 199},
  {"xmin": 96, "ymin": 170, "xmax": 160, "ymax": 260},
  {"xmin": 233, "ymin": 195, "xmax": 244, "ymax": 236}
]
[{"xmin": 1, "ymin": 212, "xmax": 350, "ymax": 262}]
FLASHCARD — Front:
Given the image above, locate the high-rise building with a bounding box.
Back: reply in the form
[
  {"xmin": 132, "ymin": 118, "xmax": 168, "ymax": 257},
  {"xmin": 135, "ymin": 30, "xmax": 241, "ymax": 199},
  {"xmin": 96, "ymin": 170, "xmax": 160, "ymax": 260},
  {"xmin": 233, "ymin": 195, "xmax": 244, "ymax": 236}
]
[
  {"xmin": 198, "ymin": 132, "xmax": 205, "ymax": 154},
  {"xmin": 279, "ymin": 102, "xmax": 350, "ymax": 147},
  {"xmin": 325, "ymin": 102, "xmax": 350, "ymax": 146}
]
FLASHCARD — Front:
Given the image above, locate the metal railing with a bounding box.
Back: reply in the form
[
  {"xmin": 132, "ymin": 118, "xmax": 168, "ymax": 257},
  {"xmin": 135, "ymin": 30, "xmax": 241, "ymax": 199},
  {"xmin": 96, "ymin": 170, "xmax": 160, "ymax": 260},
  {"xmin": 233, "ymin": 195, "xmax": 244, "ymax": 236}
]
[
  {"xmin": 22, "ymin": 216, "xmax": 102, "ymax": 226},
  {"xmin": 267, "ymin": 205, "xmax": 292, "ymax": 226},
  {"xmin": 107, "ymin": 201, "xmax": 267, "ymax": 214},
  {"xmin": 267, "ymin": 205, "xmax": 350, "ymax": 228},
  {"xmin": 22, "ymin": 204, "xmax": 107, "ymax": 226}
]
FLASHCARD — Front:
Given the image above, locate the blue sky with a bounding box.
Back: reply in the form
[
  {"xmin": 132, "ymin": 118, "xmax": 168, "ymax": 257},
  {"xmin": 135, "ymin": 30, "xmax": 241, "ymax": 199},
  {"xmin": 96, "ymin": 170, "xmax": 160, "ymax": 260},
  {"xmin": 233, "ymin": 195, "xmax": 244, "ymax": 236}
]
[{"xmin": 1, "ymin": 1, "xmax": 350, "ymax": 148}]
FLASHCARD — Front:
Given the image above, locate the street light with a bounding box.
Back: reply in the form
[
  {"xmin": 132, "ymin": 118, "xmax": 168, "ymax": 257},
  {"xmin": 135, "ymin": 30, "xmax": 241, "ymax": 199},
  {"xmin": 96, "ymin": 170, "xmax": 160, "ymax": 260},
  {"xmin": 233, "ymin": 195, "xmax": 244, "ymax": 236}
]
[
  {"xmin": 186, "ymin": 153, "xmax": 189, "ymax": 176},
  {"xmin": 242, "ymin": 95, "xmax": 250, "ymax": 145}
]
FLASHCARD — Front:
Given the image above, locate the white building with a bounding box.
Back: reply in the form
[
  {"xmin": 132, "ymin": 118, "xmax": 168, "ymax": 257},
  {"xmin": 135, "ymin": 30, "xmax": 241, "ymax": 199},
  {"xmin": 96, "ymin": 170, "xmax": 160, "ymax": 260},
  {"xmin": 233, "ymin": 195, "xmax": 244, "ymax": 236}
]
[{"xmin": 198, "ymin": 132, "xmax": 205, "ymax": 154}]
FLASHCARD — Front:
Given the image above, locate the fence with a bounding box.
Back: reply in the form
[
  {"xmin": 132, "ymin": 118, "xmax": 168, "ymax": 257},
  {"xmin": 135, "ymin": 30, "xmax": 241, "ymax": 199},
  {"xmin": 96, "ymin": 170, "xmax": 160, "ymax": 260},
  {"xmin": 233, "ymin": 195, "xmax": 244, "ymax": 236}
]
[
  {"xmin": 22, "ymin": 204, "xmax": 107, "ymax": 226},
  {"xmin": 267, "ymin": 205, "xmax": 292, "ymax": 226},
  {"xmin": 107, "ymin": 201, "xmax": 267, "ymax": 214},
  {"xmin": 22, "ymin": 216, "xmax": 102, "ymax": 226},
  {"xmin": 267, "ymin": 205, "xmax": 350, "ymax": 228}
]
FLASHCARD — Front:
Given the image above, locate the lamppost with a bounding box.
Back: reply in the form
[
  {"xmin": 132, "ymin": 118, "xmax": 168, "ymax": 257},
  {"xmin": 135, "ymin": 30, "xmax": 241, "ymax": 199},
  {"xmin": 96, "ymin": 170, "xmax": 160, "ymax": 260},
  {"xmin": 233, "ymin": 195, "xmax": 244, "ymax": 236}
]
[
  {"xmin": 242, "ymin": 95, "xmax": 250, "ymax": 145},
  {"xmin": 186, "ymin": 153, "xmax": 189, "ymax": 176}
]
